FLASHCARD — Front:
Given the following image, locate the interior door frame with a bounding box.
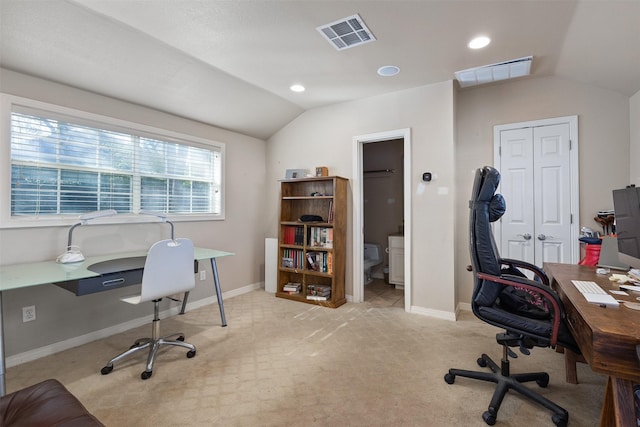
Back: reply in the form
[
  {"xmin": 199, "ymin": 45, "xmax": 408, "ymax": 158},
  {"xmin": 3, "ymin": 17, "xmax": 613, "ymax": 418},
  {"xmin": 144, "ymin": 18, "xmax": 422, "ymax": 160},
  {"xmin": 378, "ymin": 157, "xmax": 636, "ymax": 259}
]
[
  {"xmin": 352, "ymin": 128, "xmax": 411, "ymax": 310},
  {"xmin": 493, "ymin": 115, "xmax": 580, "ymax": 263}
]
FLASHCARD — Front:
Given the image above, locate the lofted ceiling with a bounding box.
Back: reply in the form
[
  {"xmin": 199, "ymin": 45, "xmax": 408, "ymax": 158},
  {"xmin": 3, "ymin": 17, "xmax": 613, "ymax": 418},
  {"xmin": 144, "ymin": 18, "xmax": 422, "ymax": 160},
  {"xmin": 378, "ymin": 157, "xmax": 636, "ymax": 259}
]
[{"xmin": 1, "ymin": 0, "xmax": 639, "ymax": 140}]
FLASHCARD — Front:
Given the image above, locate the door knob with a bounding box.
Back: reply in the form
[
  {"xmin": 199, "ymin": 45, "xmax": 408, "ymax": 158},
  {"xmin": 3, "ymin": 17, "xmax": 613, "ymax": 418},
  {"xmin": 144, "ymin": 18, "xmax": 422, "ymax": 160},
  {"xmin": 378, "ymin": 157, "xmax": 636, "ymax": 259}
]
[
  {"xmin": 537, "ymin": 234, "xmax": 546, "ymax": 240},
  {"xmin": 517, "ymin": 233, "xmax": 532, "ymax": 240}
]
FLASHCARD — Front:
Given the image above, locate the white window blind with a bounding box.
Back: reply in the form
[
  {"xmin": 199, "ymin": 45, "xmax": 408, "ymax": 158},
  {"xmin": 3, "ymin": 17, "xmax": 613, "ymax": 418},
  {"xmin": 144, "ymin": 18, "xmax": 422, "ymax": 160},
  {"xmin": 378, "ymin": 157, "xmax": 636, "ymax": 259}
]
[{"xmin": 10, "ymin": 108, "xmax": 222, "ymax": 218}]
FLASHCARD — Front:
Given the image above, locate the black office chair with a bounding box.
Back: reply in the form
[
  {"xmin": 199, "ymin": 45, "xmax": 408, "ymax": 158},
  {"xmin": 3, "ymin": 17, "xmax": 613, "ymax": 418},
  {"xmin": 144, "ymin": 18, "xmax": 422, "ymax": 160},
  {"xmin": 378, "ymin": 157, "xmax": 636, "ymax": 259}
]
[{"xmin": 444, "ymin": 166, "xmax": 580, "ymax": 427}]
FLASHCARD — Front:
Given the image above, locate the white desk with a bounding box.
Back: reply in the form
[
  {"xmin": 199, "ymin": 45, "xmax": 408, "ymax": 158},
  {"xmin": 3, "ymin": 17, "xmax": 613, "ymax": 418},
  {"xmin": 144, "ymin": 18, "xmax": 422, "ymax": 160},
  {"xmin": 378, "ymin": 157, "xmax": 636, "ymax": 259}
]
[{"xmin": 0, "ymin": 247, "xmax": 233, "ymax": 395}]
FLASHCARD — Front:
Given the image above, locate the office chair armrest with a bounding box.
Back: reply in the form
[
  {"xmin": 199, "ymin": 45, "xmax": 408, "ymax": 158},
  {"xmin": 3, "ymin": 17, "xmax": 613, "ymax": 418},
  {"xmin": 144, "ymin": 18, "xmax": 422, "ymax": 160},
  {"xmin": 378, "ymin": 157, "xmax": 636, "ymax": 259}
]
[
  {"xmin": 499, "ymin": 257, "xmax": 550, "ymax": 286},
  {"xmin": 477, "ymin": 272, "xmax": 562, "ymax": 346}
]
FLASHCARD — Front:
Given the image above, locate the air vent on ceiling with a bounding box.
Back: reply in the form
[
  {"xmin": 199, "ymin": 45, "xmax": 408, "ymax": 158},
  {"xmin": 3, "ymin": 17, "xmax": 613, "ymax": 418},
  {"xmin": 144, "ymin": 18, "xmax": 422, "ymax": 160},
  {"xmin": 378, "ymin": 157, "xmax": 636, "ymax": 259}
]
[
  {"xmin": 455, "ymin": 56, "xmax": 533, "ymax": 88},
  {"xmin": 317, "ymin": 14, "xmax": 376, "ymax": 51}
]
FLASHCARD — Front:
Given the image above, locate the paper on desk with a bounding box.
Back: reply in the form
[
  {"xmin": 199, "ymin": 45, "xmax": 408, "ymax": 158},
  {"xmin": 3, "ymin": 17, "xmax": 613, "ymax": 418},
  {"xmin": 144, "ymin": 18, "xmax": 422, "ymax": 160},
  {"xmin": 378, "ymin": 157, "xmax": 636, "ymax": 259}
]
[
  {"xmin": 610, "ymin": 290, "xmax": 629, "ymax": 295},
  {"xmin": 610, "ymin": 274, "xmax": 631, "ymax": 283},
  {"xmin": 582, "ymin": 293, "xmax": 620, "ymax": 307}
]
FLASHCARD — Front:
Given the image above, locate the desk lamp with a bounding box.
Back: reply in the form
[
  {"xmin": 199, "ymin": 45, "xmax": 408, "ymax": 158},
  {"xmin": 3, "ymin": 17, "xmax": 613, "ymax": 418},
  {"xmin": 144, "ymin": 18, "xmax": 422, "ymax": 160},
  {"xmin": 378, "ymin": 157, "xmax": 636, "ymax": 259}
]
[
  {"xmin": 139, "ymin": 210, "xmax": 174, "ymax": 239},
  {"xmin": 58, "ymin": 209, "xmax": 118, "ymax": 264}
]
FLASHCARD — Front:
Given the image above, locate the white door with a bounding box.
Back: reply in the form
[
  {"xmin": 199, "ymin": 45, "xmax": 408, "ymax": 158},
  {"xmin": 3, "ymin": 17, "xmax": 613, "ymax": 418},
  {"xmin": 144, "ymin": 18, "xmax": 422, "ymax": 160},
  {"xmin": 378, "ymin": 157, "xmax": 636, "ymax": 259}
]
[
  {"xmin": 494, "ymin": 116, "xmax": 579, "ymax": 267},
  {"xmin": 499, "ymin": 127, "xmax": 536, "ymax": 263},
  {"xmin": 533, "ymin": 124, "xmax": 573, "ymax": 264}
]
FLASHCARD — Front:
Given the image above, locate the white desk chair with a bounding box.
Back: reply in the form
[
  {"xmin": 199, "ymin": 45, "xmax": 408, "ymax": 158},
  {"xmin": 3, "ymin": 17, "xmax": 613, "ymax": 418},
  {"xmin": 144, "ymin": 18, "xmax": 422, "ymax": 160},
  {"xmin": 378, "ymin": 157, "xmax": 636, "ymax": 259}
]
[{"xmin": 101, "ymin": 238, "xmax": 196, "ymax": 380}]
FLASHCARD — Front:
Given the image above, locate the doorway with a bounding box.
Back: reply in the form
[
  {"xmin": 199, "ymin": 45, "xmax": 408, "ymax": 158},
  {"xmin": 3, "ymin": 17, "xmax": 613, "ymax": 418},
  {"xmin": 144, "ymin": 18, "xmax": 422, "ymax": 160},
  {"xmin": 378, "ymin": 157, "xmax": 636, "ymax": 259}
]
[
  {"xmin": 362, "ymin": 139, "xmax": 404, "ymax": 307},
  {"xmin": 352, "ymin": 129, "xmax": 411, "ymax": 310},
  {"xmin": 493, "ymin": 116, "xmax": 580, "ymax": 266}
]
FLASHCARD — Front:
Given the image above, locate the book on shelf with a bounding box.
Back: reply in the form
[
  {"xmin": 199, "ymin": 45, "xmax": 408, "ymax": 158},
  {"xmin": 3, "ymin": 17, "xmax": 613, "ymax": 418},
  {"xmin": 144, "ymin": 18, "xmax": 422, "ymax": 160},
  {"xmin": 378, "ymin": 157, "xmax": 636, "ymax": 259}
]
[
  {"xmin": 306, "ymin": 295, "xmax": 329, "ymax": 301},
  {"xmin": 282, "ymin": 282, "xmax": 302, "ymax": 294},
  {"xmin": 306, "ymin": 252, "xmax": 320, "ymax": 271},
  {"xmin": 295, "ymin": 226, "xmax": 304, "ymax": 245},
  {"xmin": 282, "ymin": 248, "xmax": 304, "ymax": 269},
  {"xmin": 307, "ymin": 284, "xmax": 331, "ymax": 297},
  {"xmin": 305, "ymin": 251, "xmax": 333, "ymax": 273},
  {"xmin": 283, "ymin": 225, "xmax": 304, "ymax": 245},
  {"xmin": 328, "ymin": 200, "xmax": 334, "ymax": 224},
  {"xmin": 308, "ymin": 227, "xmax": 333, "ymax": 248}
]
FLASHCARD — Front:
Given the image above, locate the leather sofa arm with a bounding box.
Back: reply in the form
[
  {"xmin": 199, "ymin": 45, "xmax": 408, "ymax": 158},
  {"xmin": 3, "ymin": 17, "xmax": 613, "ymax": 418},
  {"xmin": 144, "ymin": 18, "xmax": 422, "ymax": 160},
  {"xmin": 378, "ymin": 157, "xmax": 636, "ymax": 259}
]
[{"xmin": 0, "ymin": 379, "xmax": 104, "ymax": 427}]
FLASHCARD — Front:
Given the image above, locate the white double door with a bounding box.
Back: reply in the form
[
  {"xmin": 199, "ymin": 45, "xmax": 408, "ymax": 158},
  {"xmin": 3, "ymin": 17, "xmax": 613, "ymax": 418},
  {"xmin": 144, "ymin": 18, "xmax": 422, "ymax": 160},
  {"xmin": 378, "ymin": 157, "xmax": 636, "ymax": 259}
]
[{"xmin": 493, "ymin": 116, "xmax": 579, "ymax": 268}]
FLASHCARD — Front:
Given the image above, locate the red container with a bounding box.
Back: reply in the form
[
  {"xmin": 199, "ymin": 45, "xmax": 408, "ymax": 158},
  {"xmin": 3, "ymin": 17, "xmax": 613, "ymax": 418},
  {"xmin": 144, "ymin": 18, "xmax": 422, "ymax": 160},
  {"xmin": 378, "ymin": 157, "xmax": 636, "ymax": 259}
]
[{"xmin": 578, "ymin": 243, "xmax": 601, "ymax": 266}]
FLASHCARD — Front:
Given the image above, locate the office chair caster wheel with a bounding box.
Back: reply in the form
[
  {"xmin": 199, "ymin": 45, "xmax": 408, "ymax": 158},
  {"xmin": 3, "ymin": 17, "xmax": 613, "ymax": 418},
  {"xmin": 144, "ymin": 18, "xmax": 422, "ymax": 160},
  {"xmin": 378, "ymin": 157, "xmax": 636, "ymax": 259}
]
[
  {"xmin": 187, "ymin": 350, "xmax": 196, "ymax": 358},
  {"xmin": 536, "ymin": 373, "xmax": 549, "ymax": 388},
  {"xmin": 551, "ymin": 413, "xmax": 568, "ymax": 427},
  {"xmin": 100, "ymin": 365, "xmax": 113, "ymax": 375},
  {"xmin": 482, "ymin": 410, "xmax": 496, "ymax": 425},
  {"xmin": 444, "ymin": 373, "xmax": 455, "ymax": 384},
  {"xmin": 141, "ymin": 370, "xmax": 153, "ymax": 380},
  {"xmin": 477, "ymin": 357, "xmax": 487, "ymax": 367},
  {"xmin": 177, "ymin": 335, "xmax": 185, "ymax": 341}
]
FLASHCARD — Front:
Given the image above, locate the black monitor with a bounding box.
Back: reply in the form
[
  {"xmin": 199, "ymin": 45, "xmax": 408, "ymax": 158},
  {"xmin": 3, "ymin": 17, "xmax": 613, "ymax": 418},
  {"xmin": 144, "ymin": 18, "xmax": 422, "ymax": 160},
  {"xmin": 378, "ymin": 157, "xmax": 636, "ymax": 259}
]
[{"xmin": 612, "ymin": 186, "xmax": 640, "ymax": 271}]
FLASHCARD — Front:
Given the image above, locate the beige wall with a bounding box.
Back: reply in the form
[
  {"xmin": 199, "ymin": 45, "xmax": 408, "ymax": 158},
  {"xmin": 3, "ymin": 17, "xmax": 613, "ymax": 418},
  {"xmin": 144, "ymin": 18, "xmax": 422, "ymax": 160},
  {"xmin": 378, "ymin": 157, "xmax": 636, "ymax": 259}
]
[
  {"xmin": 631, "ymin": 90, "xmax": 640, "ymax": 186},
  {"xmin": 455, "ymin": 76, "xmax": 631, "ymax": 304},
  {"xmin": 0, "ymin": 69, "xmax": 268, "ymax": 357},
  {"xmin": 267, "ymin": 81, "xmax": 457, "ymax": 315},
  {"xmin": 2, "ymin": 69, "xmax": 635, "ymax": 359}
]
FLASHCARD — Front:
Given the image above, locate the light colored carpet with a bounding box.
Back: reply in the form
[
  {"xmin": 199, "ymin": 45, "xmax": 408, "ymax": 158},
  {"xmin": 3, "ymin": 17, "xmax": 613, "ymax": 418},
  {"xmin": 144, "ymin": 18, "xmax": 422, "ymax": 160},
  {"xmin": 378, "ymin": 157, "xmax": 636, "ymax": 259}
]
[{"xmin": 6, "ymin": 280, "xmax": 604, "ymax": 426}]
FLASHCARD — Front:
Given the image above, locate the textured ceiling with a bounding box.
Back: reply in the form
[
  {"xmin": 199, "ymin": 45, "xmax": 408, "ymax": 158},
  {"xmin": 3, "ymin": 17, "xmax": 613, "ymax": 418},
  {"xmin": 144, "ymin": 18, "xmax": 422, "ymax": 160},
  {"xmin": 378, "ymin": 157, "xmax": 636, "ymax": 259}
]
[{"xmin": 1, "ymin": 0, "xmax": 639, "ymax": 139}]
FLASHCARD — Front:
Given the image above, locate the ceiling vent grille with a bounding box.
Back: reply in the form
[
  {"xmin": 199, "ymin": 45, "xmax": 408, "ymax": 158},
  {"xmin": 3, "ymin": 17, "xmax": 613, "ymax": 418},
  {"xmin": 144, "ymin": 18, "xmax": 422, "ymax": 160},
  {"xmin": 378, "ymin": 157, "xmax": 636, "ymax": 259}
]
[
  {"xmin": 455, "ymin": 56, "xmax": 533, "ymax": 88},
  {"xmin": 317, "ymin": 14, "xmax": 376, "ymax": 51}
]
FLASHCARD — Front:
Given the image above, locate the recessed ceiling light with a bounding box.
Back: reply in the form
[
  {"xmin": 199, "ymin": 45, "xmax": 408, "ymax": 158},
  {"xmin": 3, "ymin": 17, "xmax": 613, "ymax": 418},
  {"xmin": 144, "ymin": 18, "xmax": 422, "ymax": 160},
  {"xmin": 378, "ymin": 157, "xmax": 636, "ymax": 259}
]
[
  {"xmin": 377, "ymin": 65, "xmax": 400, "ymax": 77},
  {"xmin": 290, "ymin": 84, "xmax": 305, "ymax": 92},
  {"xmin": 468, "ymin": 36, "xmax": 491, "ymax": 49}
]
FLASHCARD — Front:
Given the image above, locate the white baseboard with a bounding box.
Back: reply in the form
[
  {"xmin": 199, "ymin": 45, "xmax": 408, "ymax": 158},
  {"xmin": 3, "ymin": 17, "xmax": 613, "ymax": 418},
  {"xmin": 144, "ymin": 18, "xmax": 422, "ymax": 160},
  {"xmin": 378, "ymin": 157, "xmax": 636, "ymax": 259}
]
[
  {"xmin": 409, "ymin": 305, "xmax": 457, "ymax": 321},
  {"xmin": 6, "ymin": 282, "xmax": 262, "ymax": 368}
]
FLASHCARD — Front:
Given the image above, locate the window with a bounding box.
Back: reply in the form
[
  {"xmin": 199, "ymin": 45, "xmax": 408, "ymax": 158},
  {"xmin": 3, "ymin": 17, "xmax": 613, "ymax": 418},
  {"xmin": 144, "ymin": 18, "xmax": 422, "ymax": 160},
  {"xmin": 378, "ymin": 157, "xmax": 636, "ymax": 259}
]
[{"xmin": 2, "ymin": 96, "xmax": 224, "ymax": 227}]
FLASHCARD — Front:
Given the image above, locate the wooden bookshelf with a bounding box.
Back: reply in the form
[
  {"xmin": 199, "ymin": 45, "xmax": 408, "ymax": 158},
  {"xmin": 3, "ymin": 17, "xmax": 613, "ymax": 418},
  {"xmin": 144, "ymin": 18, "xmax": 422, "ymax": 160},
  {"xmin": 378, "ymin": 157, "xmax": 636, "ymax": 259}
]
[{"xmin": 276, "ymin": 176, "xmax": 347, "ymax": 308}]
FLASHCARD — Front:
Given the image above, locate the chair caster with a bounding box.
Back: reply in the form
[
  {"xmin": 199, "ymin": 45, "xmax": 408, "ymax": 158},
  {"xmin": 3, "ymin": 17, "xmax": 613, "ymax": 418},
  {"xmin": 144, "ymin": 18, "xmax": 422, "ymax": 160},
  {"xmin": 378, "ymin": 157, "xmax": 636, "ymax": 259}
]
[
  {"xmin": 552, "ymin": 413, "xmax": 568, "ymax": 427},
  {"xmin": 477, "ymin": 357, "xmax": 487, "ymax": 367},
  {"xmin": 482, "ymin": 410, "xmax": 496, "ymax": 425},
  {"xmin": 100, "ymin": 365, "xmax": 113, "ymax": 375},
  {"xmin": 141, "ymin": 370, "xmax": 153, "ymax": 380},
  {"xmin": 187, "ymin": 350, "xmax": 196, "ymax": 358},
  {"xmin": 177, "ymin": 335, "xmax": 185, "ymax": 341},
  {"xmin": 444, "ymin": 373, "xmax": 455, "ymax": 384},
  {"xmin": 536, "ymin": 373, "xmax": 550, "ymax": 388}
]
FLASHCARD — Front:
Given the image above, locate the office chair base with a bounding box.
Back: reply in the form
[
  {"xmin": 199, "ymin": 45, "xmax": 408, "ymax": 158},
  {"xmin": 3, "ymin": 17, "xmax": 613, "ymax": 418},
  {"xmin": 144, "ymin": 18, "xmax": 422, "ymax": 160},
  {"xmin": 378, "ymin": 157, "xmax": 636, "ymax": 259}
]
[
  {"xmin": 101, "ymin": 332, "xmax": 196, "ymax": 380},
  {"xmin": 444, "ymin": 353, "xmax": 568, "ymax": 427}
]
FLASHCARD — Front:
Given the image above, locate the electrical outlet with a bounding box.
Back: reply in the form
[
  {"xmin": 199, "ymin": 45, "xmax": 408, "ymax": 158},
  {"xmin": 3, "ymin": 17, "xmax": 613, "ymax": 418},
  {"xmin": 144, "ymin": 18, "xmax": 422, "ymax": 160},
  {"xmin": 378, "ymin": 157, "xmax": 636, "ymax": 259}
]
[
  {"xmin": 200, "ymin": 270, "xmax": 206, "ymax": 281},
  {"xmin": 22, "ymin": 305, "xmax": 36, "ymax": 322}
]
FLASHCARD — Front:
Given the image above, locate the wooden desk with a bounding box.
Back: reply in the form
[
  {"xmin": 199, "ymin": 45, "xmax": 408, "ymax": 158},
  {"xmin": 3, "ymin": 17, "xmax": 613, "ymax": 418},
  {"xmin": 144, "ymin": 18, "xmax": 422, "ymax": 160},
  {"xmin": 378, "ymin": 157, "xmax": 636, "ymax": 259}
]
[
  {"xmin": 545, "ymin": 263, "xmax": 640, "ymax": 426},
  {"xmin": 0, "ymin": 247, "xmax": 233, "ymax": 396}
]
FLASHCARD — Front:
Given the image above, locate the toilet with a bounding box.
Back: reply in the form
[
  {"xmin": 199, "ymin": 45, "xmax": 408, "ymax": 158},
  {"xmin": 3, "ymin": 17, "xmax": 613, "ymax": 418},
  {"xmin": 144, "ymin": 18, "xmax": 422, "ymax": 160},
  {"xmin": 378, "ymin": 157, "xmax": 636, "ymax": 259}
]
[{"xmin": 363, "ymin": 243, "xmax": 383, "ymax": 284}]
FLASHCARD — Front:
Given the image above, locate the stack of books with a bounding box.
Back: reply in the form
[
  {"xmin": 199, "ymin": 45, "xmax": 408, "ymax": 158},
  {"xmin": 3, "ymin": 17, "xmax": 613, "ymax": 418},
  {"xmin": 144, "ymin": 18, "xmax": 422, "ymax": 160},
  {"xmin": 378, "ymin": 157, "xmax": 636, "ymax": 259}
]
[
  {"xmin": 282, "ymin": 282, "xmax": 302, "ymax": 294},
  {"xmin": 308, "ymin": 227, "xmax": 333, "ymax": 248},
  {"xmin": 305, "ymin": 251, "xmax": 333, "ymax": 273},
  {"xmin": 282, "ymin": 225, "xmax": 304, "ymax": 245},
  {"xmin": 306, "ymin": 284, "xmax": 331, "ymax": 301}
]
